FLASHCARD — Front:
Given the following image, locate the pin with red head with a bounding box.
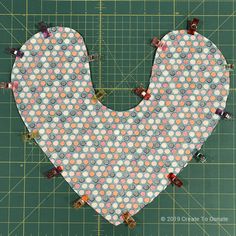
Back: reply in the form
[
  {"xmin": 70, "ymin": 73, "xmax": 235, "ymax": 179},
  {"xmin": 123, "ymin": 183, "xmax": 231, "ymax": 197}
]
[
  {"xmin": 133, "ymin": 87, "xmax": 151, "ymax": 100},
  {"xmin": 46, "ymin": 166, "xmax": 63, "ymax": 179},
  {"xmin": 151, "ymin": 37, "xmax": 167, "ymax": 51},
  {"xmin": 0, "ymin": 81, "xmax": 18, "ymax": 91},
  {"xmin": 167, "ymin": 173, "xmax": 183, "ymax": 187},
  {"xmin": 224, "ymin": 64, "xmax": 234, "ymax": 71},
  {"xmin": 187, "ymin": 18, "xmax": 200, "ymax": 35}
]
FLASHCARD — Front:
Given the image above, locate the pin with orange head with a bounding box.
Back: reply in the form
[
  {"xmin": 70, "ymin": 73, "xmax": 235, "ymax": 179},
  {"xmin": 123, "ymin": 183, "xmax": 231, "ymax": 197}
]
[
  {"xmin": 122, "ymin": 212, "xmax": 136, "ymax": 229},
  {"xmin": 73, "ymin": 195, "xmax": 89, "ymax": 209}
]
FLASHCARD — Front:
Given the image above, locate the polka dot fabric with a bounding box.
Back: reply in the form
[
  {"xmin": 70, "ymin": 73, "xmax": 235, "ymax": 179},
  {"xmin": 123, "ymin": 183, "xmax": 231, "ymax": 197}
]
[{"xmin": 11, "ymin": 27, "xmax": 230, "ymax": 225}]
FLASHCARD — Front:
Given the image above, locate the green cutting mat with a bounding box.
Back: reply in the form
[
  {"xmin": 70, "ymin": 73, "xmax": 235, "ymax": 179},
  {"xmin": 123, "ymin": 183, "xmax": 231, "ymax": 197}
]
[{"xmin": 0, "ymin": 0, "xmax": 235, "ymax": 235}]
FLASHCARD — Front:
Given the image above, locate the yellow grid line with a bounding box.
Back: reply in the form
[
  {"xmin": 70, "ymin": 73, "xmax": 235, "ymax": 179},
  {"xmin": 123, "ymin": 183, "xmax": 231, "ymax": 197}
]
[
  {"xmin": 0, "ymin": 23, "xmax": 22, "ymax": 44},
  {"xmin": 165, "ymin": 190, "xmax": 211, "ymax": 236},
  {"xmin": 0, "ymin": 1, "xmax": 33, "ymax": 36},
  {"xmin": 181, "ymin": 186, "xmax": 232, "ymax": 236},
  {"xmin": 8, "ymin": 180, "xmax": 66, "ymax": 236},
  {"xmin": 208, "ymin": 10, "xmax": 236, "ymax": 38}
]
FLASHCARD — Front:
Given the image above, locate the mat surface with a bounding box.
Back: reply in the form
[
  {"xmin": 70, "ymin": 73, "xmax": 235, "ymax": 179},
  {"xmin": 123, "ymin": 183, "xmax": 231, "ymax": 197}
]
[{"xmin": 11, "ymin": 27, "xmax": 230, "ymax": 225}]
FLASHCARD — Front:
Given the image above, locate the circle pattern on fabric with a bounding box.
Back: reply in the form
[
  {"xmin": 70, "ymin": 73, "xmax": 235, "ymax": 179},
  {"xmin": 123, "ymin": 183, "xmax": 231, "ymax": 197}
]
[{"xmin": 11, "ymin": 27, "xmax": 230, "ymax": 225}]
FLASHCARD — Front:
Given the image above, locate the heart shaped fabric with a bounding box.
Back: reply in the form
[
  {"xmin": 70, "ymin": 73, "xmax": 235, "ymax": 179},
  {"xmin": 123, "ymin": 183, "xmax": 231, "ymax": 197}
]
[{"xmin": 11, "ymin": 27, "xmax": 230, "ymax": 225}]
